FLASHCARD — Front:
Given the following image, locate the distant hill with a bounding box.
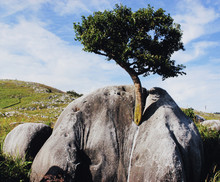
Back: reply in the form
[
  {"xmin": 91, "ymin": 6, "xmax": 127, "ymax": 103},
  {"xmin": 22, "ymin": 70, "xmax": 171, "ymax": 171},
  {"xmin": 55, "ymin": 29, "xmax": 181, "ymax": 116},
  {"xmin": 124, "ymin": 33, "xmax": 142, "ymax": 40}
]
[
  {"xmin": 0, "ymin": 80, "xmax": 64, "ymax": 109},
  {"xmin": 0, "ymin": 79, "xmax": 219, "ymax": 131},
  {"xmin": 0, "ymin": 79, "xmax": 82, "ymax": 132}
]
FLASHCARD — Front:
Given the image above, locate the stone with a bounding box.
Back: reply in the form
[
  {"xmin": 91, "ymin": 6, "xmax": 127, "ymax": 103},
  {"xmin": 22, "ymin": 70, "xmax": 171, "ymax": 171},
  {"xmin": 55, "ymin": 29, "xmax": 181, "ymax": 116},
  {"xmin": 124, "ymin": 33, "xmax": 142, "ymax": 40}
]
[
  {"xmin": 195, "ymin": 114, "xmax": 205, "ymax": 122},
  {"xmin": 30, "ymin": 86, "xmax": 203, "ymax": 182},
  {"xmin": 3, "ymin": 123, "xmax": 52, "ymax": 160},
  {"xmin": 201, "ymin": 120, "xmax": 220, "ymax": 131}
]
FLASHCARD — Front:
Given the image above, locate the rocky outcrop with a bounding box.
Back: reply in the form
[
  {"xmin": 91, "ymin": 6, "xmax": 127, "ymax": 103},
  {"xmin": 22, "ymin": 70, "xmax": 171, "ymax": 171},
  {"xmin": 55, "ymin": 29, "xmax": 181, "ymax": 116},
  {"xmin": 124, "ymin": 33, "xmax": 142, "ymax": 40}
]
[
  {"xmin": 3, "ymin": 123, "xmax": 52, "ymax": 160},
  {"xmin": 30, "ymin": 86, "xmax": 203, "ymax": 182},
  {"xmin": 201, "ymin": 120, "xmax": 220, "ymax": 131}
]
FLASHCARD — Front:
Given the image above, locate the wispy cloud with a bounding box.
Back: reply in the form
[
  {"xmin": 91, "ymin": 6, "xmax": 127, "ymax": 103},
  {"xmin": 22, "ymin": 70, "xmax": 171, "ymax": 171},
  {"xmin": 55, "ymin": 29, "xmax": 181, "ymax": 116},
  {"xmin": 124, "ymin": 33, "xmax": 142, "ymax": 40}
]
[
  {"xmin": 172, "ymin": 41, "xmax": 219, "ymax": 63},
  {"xmin": 0, "ymin": 17, "xmax": 124, "ymax": 93},
  {"xmin": 51, "ymin": 0, "xmax": 91, "ymax": 15},
  {"xmin": 47, "ymin": 0, "xmax": 118, "ymax": 16},
  {"xmin": 142, "ymin": 63, "xmax": 220, "ymax": 112},
  {"xmin": 174, "ymin": 0, "xmax": 219, "ymax": 44},
  {"xmin": 0, "ymin": 0, "xmax": 48, "ymax": 17}
]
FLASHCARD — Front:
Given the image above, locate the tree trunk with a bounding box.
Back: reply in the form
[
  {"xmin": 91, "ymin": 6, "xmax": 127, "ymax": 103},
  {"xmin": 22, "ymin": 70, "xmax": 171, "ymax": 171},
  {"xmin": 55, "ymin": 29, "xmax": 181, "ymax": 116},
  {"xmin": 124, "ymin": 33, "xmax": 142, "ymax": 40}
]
[
  {"xmin": 130, "ymin": 74, "xmax": 143, "ymax": 125},
  {"xmin": 116, "ymin": 61, "xmax": 143, "ymax": 125}
]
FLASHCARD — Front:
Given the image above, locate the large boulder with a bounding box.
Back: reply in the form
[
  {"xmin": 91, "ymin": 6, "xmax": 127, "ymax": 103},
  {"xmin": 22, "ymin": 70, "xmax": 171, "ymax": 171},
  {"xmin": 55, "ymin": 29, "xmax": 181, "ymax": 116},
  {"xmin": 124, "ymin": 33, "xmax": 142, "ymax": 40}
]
[
  {"xmin": 30, "ymin": 86, "xmax": 203, "ymax": 182},
  {"xmin": 3, "ymin": 123, "xmax": 52, "ymax": 160}
]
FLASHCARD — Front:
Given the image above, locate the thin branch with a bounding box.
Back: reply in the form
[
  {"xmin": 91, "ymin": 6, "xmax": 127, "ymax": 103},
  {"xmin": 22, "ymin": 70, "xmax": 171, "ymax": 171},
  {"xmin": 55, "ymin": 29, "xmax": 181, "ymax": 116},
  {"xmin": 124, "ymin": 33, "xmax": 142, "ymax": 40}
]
[{"xmin": 94, "ymin": 51, "xmax": 107, "ymax": 56}]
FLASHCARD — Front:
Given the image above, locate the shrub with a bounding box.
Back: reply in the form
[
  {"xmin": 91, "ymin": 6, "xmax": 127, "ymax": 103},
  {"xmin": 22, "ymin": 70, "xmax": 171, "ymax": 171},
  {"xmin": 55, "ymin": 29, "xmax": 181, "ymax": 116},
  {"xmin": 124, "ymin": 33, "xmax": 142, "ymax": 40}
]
[
  {"xmin": 182, "ymin": 107, "xmax": 196, "ymax": 122},
  {"xmin": 66, "ymin": 90, "xmax": 83, "ymax": 98}
]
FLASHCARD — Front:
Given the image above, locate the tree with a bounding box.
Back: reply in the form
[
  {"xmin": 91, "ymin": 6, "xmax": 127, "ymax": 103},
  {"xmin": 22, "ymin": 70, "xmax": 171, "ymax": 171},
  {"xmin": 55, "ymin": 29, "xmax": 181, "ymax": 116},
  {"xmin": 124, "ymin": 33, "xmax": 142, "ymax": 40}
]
[{"xmin": 74, "ymin": 4, "xmax": 185, "ymax": 125}]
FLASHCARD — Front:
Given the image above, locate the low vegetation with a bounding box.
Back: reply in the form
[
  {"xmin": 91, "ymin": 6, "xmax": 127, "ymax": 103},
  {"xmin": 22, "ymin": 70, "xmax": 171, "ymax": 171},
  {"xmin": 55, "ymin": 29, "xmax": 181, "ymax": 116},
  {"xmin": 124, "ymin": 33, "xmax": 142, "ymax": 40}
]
[
  {"xmin": 0, "ymin": 79, "xmax": 81, "ymax": 181},
  {"xmin": 0, "ymin": 80, "xmax": 220, "ymax": 181},
  {"xmin": 0, "ymin": 145, "xmax": 32, "ymax": 181},
  {"xmin": 0, "ymin": 80, "xmax": 79, "ymax": 135},
  {"xmin": 183, "ymin": 108, "xmax": 220, "ymax": 182}
]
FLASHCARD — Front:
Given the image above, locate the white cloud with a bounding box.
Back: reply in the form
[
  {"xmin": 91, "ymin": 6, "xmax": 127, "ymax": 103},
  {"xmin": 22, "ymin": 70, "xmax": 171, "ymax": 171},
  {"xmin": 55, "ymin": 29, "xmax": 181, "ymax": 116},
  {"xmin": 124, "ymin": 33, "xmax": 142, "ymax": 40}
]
[
  {"xmin": 142, "ymin": 64, "xmax": 220, "ymax": 112},
  {"xmin": 50, "ymin": 0, "xmax": 121, "ymax": 16},
  {"xmin": 172, "ymin": 41, "xmax": 219, "ymax": 63},
  {"xmin": 174, "ymin": 0, "xmax": 219, "ymax": 44},
  {"xmin": 51, "ymin": 0, "xmax": 91, "ymax": 15},
  {"xmin": 0, "ymin": 0, "xmax": 118, "ymax": 18},
  {"xmin": 0, "ymin": 0, "xmax": 49, "ymax": 17},
  {"xmin": 0, "ymin": 18, "xmax": 125, "ymax": 93}
]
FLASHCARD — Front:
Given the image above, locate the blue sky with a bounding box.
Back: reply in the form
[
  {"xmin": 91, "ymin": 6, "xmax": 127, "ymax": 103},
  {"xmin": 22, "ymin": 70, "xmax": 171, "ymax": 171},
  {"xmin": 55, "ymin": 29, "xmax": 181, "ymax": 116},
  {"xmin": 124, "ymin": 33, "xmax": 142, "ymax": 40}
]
[{"xmin": 0, "ymin": 0, "xmax": 220, "ymax": 112}]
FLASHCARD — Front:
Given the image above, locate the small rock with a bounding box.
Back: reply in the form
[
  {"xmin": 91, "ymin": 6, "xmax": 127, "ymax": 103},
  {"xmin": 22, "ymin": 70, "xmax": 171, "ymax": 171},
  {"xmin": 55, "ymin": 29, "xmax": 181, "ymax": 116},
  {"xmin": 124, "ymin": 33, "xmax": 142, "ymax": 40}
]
[{"xmin": 195, "ymin": 115, "xmax": 205, "ymax": 122}]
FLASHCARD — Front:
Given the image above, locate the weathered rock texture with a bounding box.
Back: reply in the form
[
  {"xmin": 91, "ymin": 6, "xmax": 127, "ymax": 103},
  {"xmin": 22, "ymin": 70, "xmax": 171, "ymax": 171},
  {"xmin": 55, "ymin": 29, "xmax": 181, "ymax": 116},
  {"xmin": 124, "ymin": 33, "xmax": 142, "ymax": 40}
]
[
  {"xmin": 30, "ymin": 86, "xmax": 203, "ymax": 182},
  {"xmin": 201, "ymin": 120, "xmax": 220, "ymax": 131},
  {"xmin": 3, "ymin": 123, "xmax": 52, "ymax": 160}
]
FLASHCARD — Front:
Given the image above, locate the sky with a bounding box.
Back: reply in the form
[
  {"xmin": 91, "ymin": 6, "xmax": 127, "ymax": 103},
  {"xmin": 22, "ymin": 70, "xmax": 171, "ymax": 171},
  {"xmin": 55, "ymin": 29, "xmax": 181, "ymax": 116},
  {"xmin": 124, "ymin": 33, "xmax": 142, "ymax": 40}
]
[{"xmin": 0, "ymin": 0, "xmax": 220, "ymax": 113}]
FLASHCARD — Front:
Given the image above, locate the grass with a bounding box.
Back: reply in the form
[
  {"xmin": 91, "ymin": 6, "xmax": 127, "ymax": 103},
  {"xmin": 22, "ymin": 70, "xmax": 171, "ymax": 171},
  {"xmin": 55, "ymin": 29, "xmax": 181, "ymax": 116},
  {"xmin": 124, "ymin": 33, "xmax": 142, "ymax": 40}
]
[
  {"xmin": 0, "ymin": 79, "xmax": 81, "ymax": 181},
  {"xmin": 0, "ymin": 80, "xmax": 77, "ymax": 132},
  {"xmin": 195, "ymin": 111, "xmax": 220, "ymax": 121},
  {"xmin": 0, "ymin": 149, "xmax": 32, "ymax": 182},
  {"xmin": 0, "ymin": 136, "xmax": 32, "ymax": 182},
  {"xmin": 183, "ymin": 108, "xmax": 220, "ymax": 182},
  {"xmin": 205, "ymin": 166, "xmax": 220, "ymax": 182}
]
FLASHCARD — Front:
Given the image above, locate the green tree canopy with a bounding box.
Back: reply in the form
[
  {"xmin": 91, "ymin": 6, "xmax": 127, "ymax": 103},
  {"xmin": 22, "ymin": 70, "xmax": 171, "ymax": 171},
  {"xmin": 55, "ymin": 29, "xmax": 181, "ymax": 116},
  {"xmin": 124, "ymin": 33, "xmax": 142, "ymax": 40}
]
[{"xmin": 74, "ymin": 4, "xmax": 185, "ymax": 125}]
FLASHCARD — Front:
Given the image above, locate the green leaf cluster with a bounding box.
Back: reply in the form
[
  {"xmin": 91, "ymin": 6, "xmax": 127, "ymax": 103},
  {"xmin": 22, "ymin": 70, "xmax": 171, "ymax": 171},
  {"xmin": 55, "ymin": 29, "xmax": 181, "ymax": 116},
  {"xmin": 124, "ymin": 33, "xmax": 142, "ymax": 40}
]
[
  {"xmin": 182, "ymin": 107, "xmax": 196, "ymax": 121},
  {"xmin": 74, "ymin": 4, "xmax": 185, "ymax": 79}
]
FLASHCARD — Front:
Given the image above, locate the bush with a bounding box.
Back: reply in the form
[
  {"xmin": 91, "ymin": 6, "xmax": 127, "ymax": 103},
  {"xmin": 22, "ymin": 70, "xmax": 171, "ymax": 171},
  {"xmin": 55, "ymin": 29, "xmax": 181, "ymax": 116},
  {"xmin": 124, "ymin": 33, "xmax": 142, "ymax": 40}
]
[
  {"xmin": 66, "ymin": 90, "xmax": 83, "ymax": 98},
  {"xmin": 182, "ymin": 107, "xmax": 196, "ymax": 121}
]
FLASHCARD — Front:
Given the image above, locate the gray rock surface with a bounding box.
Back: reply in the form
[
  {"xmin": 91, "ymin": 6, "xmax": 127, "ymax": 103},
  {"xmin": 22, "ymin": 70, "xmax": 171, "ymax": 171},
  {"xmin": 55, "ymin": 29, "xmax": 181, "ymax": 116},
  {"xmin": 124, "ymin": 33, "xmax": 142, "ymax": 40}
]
[
  {"xmin": 30, "ymin": 86, "xmax": 203, "ymax": 182},
  {"xmin": 195, "ymin": 114, "xmax": 205, "ymax": 122},
  {"xmin": 3, "ymin": 123, "xmax": 52, "ymax": 160},
  {"xmin": 201, "ymin": 120, "xmax": 220, "ymax": 131}
]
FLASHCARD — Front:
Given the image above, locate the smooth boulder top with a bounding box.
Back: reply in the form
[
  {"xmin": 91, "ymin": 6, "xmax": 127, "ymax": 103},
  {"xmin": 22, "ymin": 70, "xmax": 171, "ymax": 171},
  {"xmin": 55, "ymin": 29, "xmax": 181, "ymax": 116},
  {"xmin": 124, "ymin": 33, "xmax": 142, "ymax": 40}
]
[
  {"xmin": 30, "ymin": 85, "xmax": 203, "ymax": 182},
  {"xmin": 201, "ymin": 120, "xmax": 220, "ymax": 131},
  {"xmin": 3, "ymin": 123, "xmax": 52, "ymax": 160}
]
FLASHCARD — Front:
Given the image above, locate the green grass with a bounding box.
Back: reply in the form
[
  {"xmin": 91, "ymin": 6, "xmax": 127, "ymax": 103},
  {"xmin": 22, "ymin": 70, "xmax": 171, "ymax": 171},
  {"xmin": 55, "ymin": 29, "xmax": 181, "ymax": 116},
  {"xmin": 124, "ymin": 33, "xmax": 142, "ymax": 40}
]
[
  {"xmin": 205, "ymin": 165, "xmax": 220, "ymax": 182},
  {"xmin": 0, "ymin": 136, "xmax": 32, "ymax": 182},
  {"xmin": 0, "ymin": 79, "xmax": 78, "ymax": 132},
  {"xmin": 0, "ymin": 79, "xmax": 81, "ymax": 181},
  {"xmin": 195, "ymin": 110, "xmax": 220, "ymax": 121},
  {"xmin": 0, "ymin": 148, "xmax": 32, "ymax": 182},
  {"xmin": 0, "ymin": 80, "xmax": 64, "ymax": 109},
  {"xmin": 183, "ymin": 108, "xmax": 220, "ymax": 182}
]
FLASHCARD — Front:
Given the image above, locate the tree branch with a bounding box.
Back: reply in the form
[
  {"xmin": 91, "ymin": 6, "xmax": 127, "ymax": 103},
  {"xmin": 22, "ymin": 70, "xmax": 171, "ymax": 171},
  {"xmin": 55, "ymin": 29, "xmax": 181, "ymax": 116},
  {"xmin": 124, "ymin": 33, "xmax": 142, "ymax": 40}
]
[{"xmin": 94, "ymin": 50, "xmax": 108, "ymax": 56}]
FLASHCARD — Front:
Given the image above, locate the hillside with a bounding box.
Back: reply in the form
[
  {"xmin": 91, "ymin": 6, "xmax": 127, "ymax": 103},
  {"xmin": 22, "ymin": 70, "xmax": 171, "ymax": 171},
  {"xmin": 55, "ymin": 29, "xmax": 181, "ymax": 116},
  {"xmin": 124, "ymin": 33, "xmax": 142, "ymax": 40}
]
[{"xmin": 0, "ymin": 79, "xmax": 82, "ymax": 137}]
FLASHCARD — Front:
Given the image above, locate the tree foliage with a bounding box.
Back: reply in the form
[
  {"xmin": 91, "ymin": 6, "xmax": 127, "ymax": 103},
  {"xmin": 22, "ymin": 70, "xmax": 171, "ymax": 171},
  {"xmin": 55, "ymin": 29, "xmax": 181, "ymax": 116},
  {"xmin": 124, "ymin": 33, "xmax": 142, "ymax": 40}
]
[
  {"xmin": 74, "ymin": 4, "xmax": 185, "ymax": 79},
  {"xmin": 74, "ymin": 4, "xmax": 185, "ymax": 125}
]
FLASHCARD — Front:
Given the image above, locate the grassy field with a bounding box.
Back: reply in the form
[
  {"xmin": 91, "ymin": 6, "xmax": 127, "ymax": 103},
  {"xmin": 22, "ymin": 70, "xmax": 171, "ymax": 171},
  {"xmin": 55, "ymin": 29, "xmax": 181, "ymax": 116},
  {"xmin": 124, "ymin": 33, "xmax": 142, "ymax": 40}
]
[
  {"xmin": 0, "ymin": 80, "xmax": 219, "ymax": 181},
  {"xmin": 0, "ymin": 79, "xmax": 80, "ymax": 137},
  {"xmin": 0, "ymin": 79, "xmax": 82, "ymax": 181}
]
